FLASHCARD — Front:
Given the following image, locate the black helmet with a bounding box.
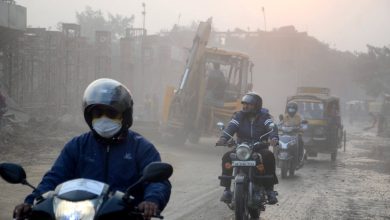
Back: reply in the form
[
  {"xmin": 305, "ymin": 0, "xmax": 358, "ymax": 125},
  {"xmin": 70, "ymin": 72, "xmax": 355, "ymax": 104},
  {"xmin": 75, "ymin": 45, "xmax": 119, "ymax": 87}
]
[
  {"xmin": 241, "ymin": 92, "xmax": 262, "ymax": 114},
  {"xmin": 286, "ymin": 102, "xmax": 298, "ymax": 117},
  {"xmin": 82, "ymin": 78, "xmax": 134, "ymax": 130}
]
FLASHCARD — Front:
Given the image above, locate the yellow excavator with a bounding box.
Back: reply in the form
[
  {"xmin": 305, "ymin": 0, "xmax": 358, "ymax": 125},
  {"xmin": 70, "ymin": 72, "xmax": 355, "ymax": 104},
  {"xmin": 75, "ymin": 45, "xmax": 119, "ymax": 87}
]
[{"xmin": 161, "ymin": 18, "xmax": 254, "ymax": 144}]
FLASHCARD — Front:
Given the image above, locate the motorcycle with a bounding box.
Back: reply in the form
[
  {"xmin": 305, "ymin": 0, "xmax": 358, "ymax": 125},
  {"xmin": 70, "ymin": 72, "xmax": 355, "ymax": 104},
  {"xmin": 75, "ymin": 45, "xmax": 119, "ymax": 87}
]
[
  {"xmin": 0, "ymin": 162, "xmax": 173, "ymax": 220},
  {"xmin": 216, "ymin": 122, "xmax": 276, "ymax": 220},
  {"xmin": 275, "ymin": 120, "xmax": 308, "ymax": 178}
]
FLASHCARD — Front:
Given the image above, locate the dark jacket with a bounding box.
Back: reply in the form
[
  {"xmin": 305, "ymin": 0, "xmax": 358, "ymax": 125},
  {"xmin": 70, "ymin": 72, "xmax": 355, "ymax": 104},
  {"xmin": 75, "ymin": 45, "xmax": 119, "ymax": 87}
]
[
  {"xmin": 220, "ymin": 110, "xmax": 278, "ymax": 149},
  {"xmin": 25, "ymin": 130, "xmax": 171, "ymax": 210}
]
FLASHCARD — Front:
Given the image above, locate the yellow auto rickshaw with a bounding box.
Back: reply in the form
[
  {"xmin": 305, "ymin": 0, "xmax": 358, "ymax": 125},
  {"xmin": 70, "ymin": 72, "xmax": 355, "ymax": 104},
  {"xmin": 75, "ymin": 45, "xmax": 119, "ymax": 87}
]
[{"xmin": 287, "ymin": 87, "xmax": 346, "ymax": 161}]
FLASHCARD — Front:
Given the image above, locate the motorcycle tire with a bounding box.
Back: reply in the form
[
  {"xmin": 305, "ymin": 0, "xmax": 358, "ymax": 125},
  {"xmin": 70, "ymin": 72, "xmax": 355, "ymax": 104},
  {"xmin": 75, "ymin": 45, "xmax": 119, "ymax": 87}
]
[
  {"xmin": 235, "ymin": 183, "xmax": 250, "ymax": 220},
  {"xmin": 280, "ymin": 161, "xmax": 288, "ymax": 179},
  {"xmin": 249, "ymin": 207, "xmax": 260, "ymax": 219},
  {"xmin": 289, "ymin": 167, "xmax": 295, "ymax": 177},
  {"xmin": 289, "ymin": 163, "xmax": 295, "ymax": 177}
]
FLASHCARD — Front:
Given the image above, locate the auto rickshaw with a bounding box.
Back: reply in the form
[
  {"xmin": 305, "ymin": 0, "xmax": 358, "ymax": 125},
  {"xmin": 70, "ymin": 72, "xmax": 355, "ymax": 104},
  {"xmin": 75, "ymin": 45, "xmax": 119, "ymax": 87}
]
[{"xmin": 287, "ymin": 87, "xmax": 346, "ymax": 161}]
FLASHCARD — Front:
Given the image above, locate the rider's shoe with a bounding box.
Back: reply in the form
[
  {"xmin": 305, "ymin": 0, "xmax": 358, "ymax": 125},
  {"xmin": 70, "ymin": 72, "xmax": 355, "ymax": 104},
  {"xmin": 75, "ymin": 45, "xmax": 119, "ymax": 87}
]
[
  {"xmin": 220, "ymin": 189, "xmax": 232, "ymax": 203},
  {"xmin": 266, "ymin": 190, "xmax": 278, "ymax": 205}
]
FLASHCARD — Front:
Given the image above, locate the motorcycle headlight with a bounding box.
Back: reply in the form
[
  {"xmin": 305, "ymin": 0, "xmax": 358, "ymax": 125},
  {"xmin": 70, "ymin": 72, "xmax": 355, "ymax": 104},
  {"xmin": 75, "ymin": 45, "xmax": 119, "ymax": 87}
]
[
  {"xmin": 236, "ymin": 144, "xmax": 252, "ymax": 160},
  {"xmin": 279, "ymin": 142, "xmax": 288, "ymax": 149},
  {"xmin": 54, "ymin": 198, "xmax": 96, "ymax": 220}
]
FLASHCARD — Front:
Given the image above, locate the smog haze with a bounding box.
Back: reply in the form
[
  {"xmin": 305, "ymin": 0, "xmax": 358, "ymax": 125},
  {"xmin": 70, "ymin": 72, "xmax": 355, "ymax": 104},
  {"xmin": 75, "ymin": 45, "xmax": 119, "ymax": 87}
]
[{"xmin": 18, "ymin": 0, "xmax": 390, "ymax": 52}]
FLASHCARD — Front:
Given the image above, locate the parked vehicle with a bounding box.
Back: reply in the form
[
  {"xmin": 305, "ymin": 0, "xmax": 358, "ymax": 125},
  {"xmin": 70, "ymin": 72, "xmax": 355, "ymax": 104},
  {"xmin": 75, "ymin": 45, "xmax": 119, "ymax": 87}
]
[
  {"xmin": 216, "ymin": 122, "xmax": 276, "ymax": 220},
  {"xmin": 0, "ymin": 162, "xmax": 172, "ymax": 220}
]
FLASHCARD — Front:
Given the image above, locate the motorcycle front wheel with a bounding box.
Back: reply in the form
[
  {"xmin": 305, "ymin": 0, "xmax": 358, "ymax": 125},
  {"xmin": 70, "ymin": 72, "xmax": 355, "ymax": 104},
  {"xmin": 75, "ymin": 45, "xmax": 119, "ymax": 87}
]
[
  {"xmin": 235, "ymin": 183, "xmax": 250, "ymax": 220},
  {"xmin": 249, "ymin": 207, "xmax": 260, "ymax": 219},
  {"xmin": 280, "ymin": 160, "xmax": 288, "ymax": 179}
]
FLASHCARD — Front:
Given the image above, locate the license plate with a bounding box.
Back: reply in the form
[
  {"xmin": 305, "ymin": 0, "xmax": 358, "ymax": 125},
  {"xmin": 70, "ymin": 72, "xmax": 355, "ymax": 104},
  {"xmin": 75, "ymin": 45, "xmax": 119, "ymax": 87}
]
[{"xmin": 232, "ymin": 161, "xmax": 256, "ymax": 166}]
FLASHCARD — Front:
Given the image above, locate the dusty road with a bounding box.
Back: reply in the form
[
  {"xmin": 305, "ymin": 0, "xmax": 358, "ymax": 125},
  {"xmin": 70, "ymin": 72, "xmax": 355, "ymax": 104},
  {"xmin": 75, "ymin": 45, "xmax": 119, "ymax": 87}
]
[{"xmin": 0, "ymin": 124, "xmax": 389, "ymax": 219}]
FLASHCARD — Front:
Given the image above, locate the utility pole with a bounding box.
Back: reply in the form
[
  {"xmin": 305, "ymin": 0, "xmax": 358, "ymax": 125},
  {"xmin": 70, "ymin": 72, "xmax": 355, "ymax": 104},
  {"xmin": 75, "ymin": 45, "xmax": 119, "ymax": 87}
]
[
  {"xmin": 141, "ymin": 2, "xmax": 146, "ymax": 97},
  {"xmin": 262, "ymin": 7, "xmax": 267, "ymax": 31},
  {"xmin": 142, "ymin": 2, "xmax": 146, "ymax": 36},
  {"xmin": 177, "ymin": 13, "xmax": 181, "ymax": 26}
]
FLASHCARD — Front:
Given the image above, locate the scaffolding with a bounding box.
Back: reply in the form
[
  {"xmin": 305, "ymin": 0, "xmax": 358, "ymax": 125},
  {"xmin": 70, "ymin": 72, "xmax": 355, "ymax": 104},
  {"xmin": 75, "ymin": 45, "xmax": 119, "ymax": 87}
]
[{"xmin": 0, "ymin": 22, "xmax": 187, "ymax": 119}]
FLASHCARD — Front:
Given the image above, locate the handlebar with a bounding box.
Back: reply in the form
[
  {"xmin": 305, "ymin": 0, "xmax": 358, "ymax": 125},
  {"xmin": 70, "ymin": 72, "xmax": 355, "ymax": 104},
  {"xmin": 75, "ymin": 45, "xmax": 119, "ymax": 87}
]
[
  {"xmin": 215, "ymin": 141, "xmax": 236, "ymax": 147},
  {"xmin": 132, "ymin": 208, "xmax": 164, "ymax": 219}
]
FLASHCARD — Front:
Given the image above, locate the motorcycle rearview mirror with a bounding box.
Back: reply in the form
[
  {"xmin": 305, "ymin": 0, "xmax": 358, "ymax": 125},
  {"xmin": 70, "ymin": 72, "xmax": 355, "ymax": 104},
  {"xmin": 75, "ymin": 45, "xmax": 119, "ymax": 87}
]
[
  {"xmin": 123, "ymin": 162, "xmax": 173, "ymax": 202},
  {"xmin": 142, "ymin": 162, "xmax": 173, "ymax": 183},
  {"xmin": 217, "ymin": 122, "xmax": 235, "ymax": 139},
  {"xmin": 259, "ymin": 122, "xmax": 275, "ymax": 140},
  {"xmin": 278, "ymin": 114, "xmax": 284, "ymax": 121},
  {"xmin": 216, "ymin": 122, "xmax": 225, "ymax": 131},
  {"xmin": 0, "ymin": 163, "xmax": 26, "ymax": 184},
  {"xmin": 0, "ymin": 163, "xmax": 37, "ymax": 190}
]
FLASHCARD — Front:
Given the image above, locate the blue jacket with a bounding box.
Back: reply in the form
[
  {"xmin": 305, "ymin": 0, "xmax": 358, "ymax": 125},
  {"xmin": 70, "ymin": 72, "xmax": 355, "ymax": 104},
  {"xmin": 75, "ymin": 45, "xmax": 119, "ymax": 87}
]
[
  {"xmin": 220, "ymin": 110, "xmax": 278, "ymax": 149},
  {"xmin": 25, "ymin": 130, "xmax": 171, "ymax": 210}
]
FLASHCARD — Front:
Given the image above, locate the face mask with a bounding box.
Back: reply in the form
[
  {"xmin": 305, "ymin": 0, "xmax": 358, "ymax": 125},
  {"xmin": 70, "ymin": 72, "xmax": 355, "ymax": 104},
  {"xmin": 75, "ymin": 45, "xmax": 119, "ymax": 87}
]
[
  {"xmin": 92, "ymin": 117, "xmax": 122, "ymax": 138},
  {"xmin": 288, "ymin": 108, "xmax": 296, "ymax": 113}
]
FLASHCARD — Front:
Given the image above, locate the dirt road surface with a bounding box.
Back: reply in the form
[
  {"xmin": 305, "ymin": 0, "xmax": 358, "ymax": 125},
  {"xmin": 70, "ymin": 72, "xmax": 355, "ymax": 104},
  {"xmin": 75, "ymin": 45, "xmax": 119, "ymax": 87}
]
[{"xmin": 0, "ymin": 124, "xmax": 389, "ymax": 219}]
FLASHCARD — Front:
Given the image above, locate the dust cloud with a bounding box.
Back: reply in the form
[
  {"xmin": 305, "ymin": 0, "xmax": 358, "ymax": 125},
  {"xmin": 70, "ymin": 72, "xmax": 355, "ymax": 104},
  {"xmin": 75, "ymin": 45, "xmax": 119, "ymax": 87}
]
[{"xmin": 1, "ymin": 1, "xmax": 390, "ymax": 219}]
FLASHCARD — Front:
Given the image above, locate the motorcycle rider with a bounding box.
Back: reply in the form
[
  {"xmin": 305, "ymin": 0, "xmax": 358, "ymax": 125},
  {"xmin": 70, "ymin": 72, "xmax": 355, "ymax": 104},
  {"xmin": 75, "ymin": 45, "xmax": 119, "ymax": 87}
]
[
  {"xmin": 281, "ymin": 102, "xmax": 304, "ymax": 164},
  {"xmin": 216, "ymin": 92, "xmax": 279, "ymax": 205},
  {"xmin": 13, "ymin": 78, "xmax": 171, "ymax": 220}
]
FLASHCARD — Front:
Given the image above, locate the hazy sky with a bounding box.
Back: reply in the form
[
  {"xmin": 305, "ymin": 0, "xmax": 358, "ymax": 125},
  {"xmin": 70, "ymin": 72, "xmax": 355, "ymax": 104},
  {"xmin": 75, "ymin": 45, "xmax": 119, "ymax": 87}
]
[{"xmin": 17, "ymin": 0, "xmax": 390, "ymax": 52}]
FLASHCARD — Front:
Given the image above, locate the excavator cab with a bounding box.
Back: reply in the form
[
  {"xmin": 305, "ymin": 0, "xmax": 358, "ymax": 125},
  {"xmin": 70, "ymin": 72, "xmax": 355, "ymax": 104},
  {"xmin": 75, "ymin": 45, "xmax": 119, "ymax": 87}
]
[{"xmin": 161, "ymin": 19, "xmax": 253, "ymax": 144}]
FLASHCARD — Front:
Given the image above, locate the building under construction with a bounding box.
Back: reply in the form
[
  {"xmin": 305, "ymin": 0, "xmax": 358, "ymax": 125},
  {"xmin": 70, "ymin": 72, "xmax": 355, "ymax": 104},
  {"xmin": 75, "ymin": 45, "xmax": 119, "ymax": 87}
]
[{"xmin": 0, "ymin": 1, "xmax": 187, "ymax": 122}]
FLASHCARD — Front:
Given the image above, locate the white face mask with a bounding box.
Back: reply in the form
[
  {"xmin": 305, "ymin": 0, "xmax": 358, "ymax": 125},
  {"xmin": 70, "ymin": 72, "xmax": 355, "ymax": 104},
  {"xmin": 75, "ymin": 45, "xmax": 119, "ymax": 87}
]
[
  {"xmin": 288, "ymin": 108, "xmax": 296, "ymax": 113},
  {"xmin": 92, "ymin": 117, "xmax": 122, "ymax": 138}
]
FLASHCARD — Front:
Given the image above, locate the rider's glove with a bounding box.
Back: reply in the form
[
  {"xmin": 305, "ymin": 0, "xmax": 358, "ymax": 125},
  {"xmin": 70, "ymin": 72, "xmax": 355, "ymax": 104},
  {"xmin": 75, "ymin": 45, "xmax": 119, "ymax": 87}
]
[
  {"xmin": 13, "ymin": 203, "xmax": 32, "ymax": 220},
  {"xmin": 270, "ymin": 137, "xmax": 279, "ymax": 146},
  {"xmin": 216, "ymin": 137, "xmax": 227, "ymax": 146}
]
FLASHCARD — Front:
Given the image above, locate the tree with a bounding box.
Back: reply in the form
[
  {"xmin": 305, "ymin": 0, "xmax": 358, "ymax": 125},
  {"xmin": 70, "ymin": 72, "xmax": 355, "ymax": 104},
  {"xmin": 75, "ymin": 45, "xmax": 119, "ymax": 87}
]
[
  {"xmin": 354, "ymin": 45, "xmax": 390, "ymax": 97},
  {"xmin": 76, "ymin": 6, "xmax": 134, "ymax": 41},
  {"xmin": 107, "ymin": 13, "xmax": 134, "ymax": 39}
]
